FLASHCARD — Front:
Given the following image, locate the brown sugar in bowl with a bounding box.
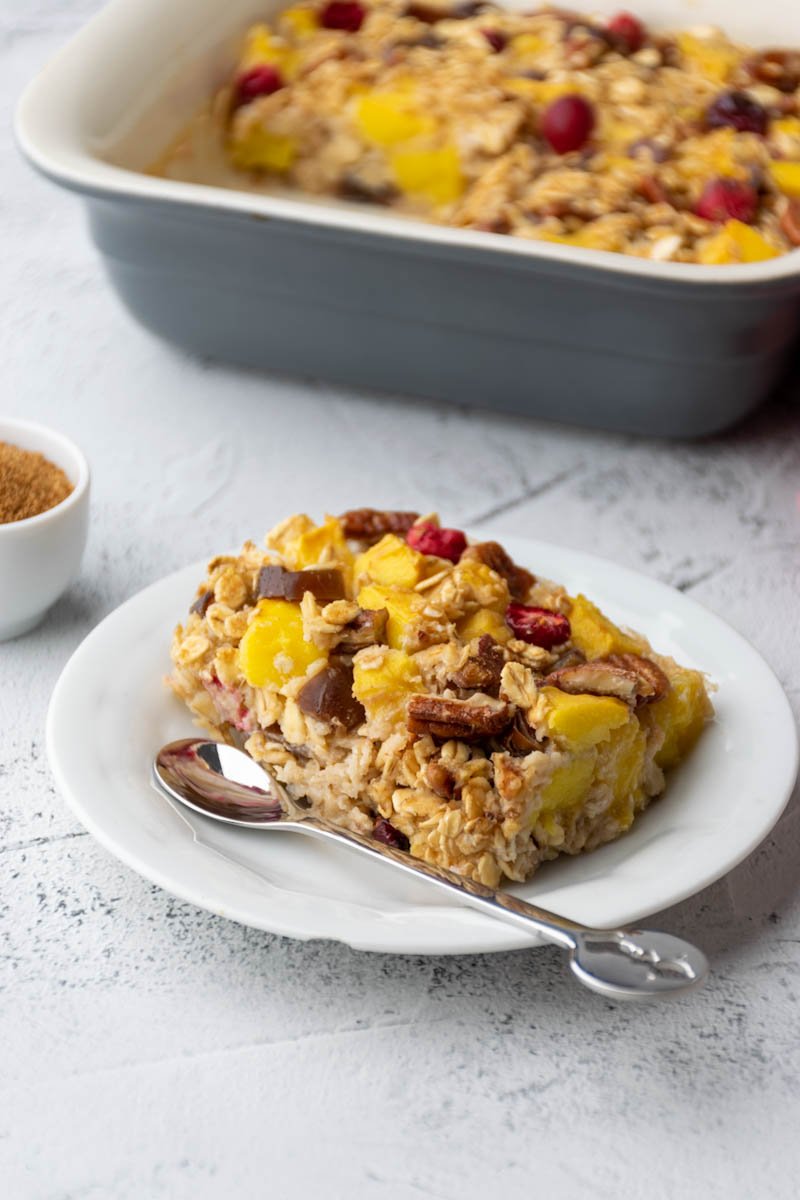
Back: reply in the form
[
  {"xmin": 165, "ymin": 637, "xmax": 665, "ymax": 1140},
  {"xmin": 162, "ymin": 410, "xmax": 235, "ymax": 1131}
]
[{"xmin": 0, "ymin": 418, "xmax": 89, "ymax": 640}]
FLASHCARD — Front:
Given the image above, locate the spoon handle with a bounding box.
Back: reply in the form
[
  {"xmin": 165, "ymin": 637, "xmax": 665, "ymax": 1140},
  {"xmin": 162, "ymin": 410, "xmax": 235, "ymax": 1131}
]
[
  {"xmin": 289, "ymin": 815, "xmax": 708, "ymax": 1000},
  {"xmin": 152, "ymin": 738, "xmax": 708, "ymax": 1000}
]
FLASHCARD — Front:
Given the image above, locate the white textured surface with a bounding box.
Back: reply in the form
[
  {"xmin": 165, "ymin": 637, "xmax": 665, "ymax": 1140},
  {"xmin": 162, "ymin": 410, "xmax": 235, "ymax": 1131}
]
[{"xmin": 3, "ymin": 5, "xmax": 800, "ymax": 1197}]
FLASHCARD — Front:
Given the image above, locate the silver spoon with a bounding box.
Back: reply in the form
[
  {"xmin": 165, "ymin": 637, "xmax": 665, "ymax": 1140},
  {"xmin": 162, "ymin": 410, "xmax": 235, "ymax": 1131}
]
[{"xmin": 153, "ymin": 737, "xmax": 708, "ymax": 1000}]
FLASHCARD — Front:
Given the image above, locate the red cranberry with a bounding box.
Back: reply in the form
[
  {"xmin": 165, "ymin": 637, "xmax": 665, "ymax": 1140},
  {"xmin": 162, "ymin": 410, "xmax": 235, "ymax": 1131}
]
[
  {"xmin": 373, "ymin": 818, "xmax": 410, "ymax": 851},
  {"xmin": 319, "ymin": 0, "xmax": 366, "ymax": 31},
  {"xmin": 506, "ymin": 603, "xmax": 571, "ymax": 649},
  {"xmin": 706, "ymin": 90, "xmax": 768, "ymax": 136},
  {"xmin": 541, "ymin": 94, "xmax": 595, "ymax": 154},
  {"xmin": 406, "ymin": 523, "xmax": 467, "ymax": 562},
  {"xmin": 234, "ymin": 64, "xmax": 285, "ymax": 107},
  {"xmin": 695, "ymin": 178, "xmax": 759, "ymax": 224},
  {"xmin": 481, "ymin": 28, "xmax": 507, "ymax": 52},
  {"xmin": 606, "ymin": 11, "xmax": 645, "ymax": 53}
]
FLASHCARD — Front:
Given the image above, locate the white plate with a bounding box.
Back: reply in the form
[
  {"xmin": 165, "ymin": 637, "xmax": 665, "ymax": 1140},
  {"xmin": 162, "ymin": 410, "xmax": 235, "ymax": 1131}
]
[{"xmin": 47, "ymin": 534, "xmax": 798, "ymax": 955}]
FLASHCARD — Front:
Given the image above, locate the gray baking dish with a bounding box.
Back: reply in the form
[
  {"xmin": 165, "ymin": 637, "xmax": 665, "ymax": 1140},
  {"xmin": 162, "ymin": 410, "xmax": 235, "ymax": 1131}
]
[{"xmin": 15, "ymin": 0, "xmax": 800, "ymax": 436}]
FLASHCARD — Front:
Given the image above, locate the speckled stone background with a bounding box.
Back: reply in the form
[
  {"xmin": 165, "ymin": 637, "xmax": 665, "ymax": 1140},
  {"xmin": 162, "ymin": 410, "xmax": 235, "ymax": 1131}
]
[{"xmin": 3, "ymin": 4, "xmax": 800, "ymax": 1197}]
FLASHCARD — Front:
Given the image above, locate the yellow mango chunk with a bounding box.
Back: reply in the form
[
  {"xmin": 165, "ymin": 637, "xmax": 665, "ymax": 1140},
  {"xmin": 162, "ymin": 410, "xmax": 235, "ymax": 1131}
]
[
  {"xmin": 542, "ymin": 686, "xmax": 631, "ymax": 752},
  {"xmin": 698, "ymin": 221, "xmax": 779, "ymax": 265},
  {"xmin": 355, "ymin": 90, "xmax": 436, "ymax": 146},
  {"xmin": 230, "ymin": 129, "xmax": 297, "ymax": 172},
  {"xmin": 285, "ymin": 516, "xmax": 353, "ymax": 577},
  {"xmin": 504, "ymin": 78, "xmax": 578, "ymax": 104},
  {"xmin": 676, "ymin": 33, "xmax": 741, "ymax": 82},
  {"xmin": 600, "ymin": 719, "xmax": 648, "ymax": 830},
  {"xmin": 567, "ymin": 594, "xmax": 643, "ymax": 660},
  {"xmin": 456, "ymin": 608, "xmax": 511, "ymax": 644},
  {"xmin": 769, "ymin": 161, "xmax": 800, "ymax": 198},
  {"xmin": 239, "ymin": 24, "xmax": 297, "ymax": 75},
  {"xmin": 601, "ymin": 117, "xmax": 644, "ymax": 147},
  {"xmin": 279, "ymin": 6, "xmax": 318, "ymax": 37},
  {"xmin": 355, "ymin": 534, "xmax": 425, "ymax": 589},
  {"xmin": 678, "ymin": 128, "xmax": 745, "ymax": 182},
  {"xmin": 391, "ymin": 145, "xmax": 464, "ymax": 206},
  {"xmin": 509, "ymin": 33, "xmax": 547, "ymax": 61},
  {"xmin": 352, "ymin": 648, "xmax": 423, "ymax": 724},
  {"xmin": 451, "ymin": 560, "xmax": 510, "ymax": 613},
  {"xmin": 238, "ymin": 599, "xmax": 321, "ymax": 687},
  {"xmin": 538, "ymin": 754, "xmax": 597, "ymax": 813},
  {"xmin": 773, "ymin": 118, "xmax": 800, "ymax": 138},
  {"xmin": 358, "ymin": 583, "xmax": 423, "ymax": 650},
  {"xmin": 645, "ymin": 663, "xmax": 712, "ymax": 770},
  {"xmin": 607, "ymin": 719, "xmax": 647, "ymax": 806}
]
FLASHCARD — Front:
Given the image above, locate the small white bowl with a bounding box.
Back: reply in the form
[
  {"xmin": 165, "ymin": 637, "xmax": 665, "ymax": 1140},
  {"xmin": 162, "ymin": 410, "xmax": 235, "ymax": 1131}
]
[{"xmin": 0, "ymin": 418, "xmax": 90, "ymax": 641}]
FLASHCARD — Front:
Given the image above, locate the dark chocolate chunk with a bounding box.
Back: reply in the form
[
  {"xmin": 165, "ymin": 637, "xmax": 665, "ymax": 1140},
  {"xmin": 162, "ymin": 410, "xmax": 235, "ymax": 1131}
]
[
  {"xmin": 257, "ymin": 564, "xmax": 345, "ymax": 603},
  {"xmin": 296, "ymin": 662, "xmax": 366, "ymax": 729},
  {"xmin": 338, "ymin": 508, "xmax": 419, "ymax": 540}
]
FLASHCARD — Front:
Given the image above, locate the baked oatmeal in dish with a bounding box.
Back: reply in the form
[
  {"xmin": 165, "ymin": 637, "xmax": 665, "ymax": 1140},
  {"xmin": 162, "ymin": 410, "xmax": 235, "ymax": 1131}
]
[
  {"xmin": 154, "ymin": 2, "xmax": 800, "ymax": 263},
  {"xmin": 168, "ymin": 511, "xmax": 713, "ymax": 886}
]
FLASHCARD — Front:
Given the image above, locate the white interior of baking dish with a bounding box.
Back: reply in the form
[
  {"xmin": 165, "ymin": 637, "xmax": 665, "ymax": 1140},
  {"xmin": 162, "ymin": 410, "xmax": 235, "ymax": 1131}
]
[{"xmin": 15, "ymin": 0, "xmax": 800, "ymax": 283}]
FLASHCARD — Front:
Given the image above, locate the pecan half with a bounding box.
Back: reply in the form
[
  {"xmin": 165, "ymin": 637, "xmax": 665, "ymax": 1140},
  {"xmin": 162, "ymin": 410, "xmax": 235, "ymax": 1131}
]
[
  {"xmin": 745, "ymin": 49, "xmax": 800, "ymax": 93},
  {"xmin": 296, "ymin": 662, "xmax": 365, "ymax": 729},
  {"xmin": 461, "ymin": 541, "xmax": 535, "ymax": 600},
  {"xmin": 546, "ymin": 660, "xmax": 640, "ymax": 703},
  {"xmin": 448, "ymin": 635, "xmax": 505, "ymax": 696},
  {"xmin": 338, "ymin": 508, "xmax": 420, "ymax": 541},
  {"xmin": 605, "ymin": 653, "xmax": 670, "ymax": 705},
  {"xmin": 407, "ymin": 694, "xmax": 513, "ymax": 741},
  {"xmin": 546, "ymin": 653, "xmax": 669, "ymax": 707},
  {"xmin": 258, "ymin": 565, "xmax": 345, "ymax": 603},
  {"xmin": 781, "ymin": 199, "xmax": 800, "ymax": 247},
  {"xmin": 335, "ymin": 607, "xmax": 389, "ymax": 654}
]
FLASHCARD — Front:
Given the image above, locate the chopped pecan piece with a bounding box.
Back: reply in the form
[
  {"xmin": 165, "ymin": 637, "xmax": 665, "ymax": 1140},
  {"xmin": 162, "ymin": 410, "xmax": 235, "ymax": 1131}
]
[
  {"xmin": 605, "ymin": 653, "xmax": 670, "ymax": 705},
  {"xmin": 262, "ymin": 725, "xmax": 312, "ymax": 761},
  {"xmin": 546, "ymin": 653, "xmax": 670, "ymax": 707},
  {"xmin": 637, "ymin": 175, "xmax": 670, "ymax": 206},
  {"xmin": 258, "ymin": 565, "xmax": 345, "ymax": 603},
  {"xmin": 549, "ymin": 648, "xmax": 586, "ymax": 672},
  {"xmin": 425, "ymin": 760, "xmax": 456, "ymax": 799},
  {"xmin": 448, "ymin": 635, "xmax": 505, "ymax": 696},
  {"xmin": 190, "ymin": 589, "xmax": 214, "ymax": 617},
  {"xmin": 335, "ymin": 607, "xmax": 389, "ymax": 654},
  {"xmin": 296, "ymin": 662, "xmax": 366, "ymax": 730},
  {"xmin": 338, "ymin": 508, "xmax": 419, "ymax": 541},
  {"xmin": 407, "ymin": 694, "xmax": 513, "ymax": 741},
  {"xmin": 461, "ymin": 541, "xmax": 535, "ymax": 600},
  {"xmin": 339, "ymin": 175, "xmax": 398, "ymax": 206},
  {"xmin": 491, "ymin": 711, "xmax": 544, "ymax": 757}
]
